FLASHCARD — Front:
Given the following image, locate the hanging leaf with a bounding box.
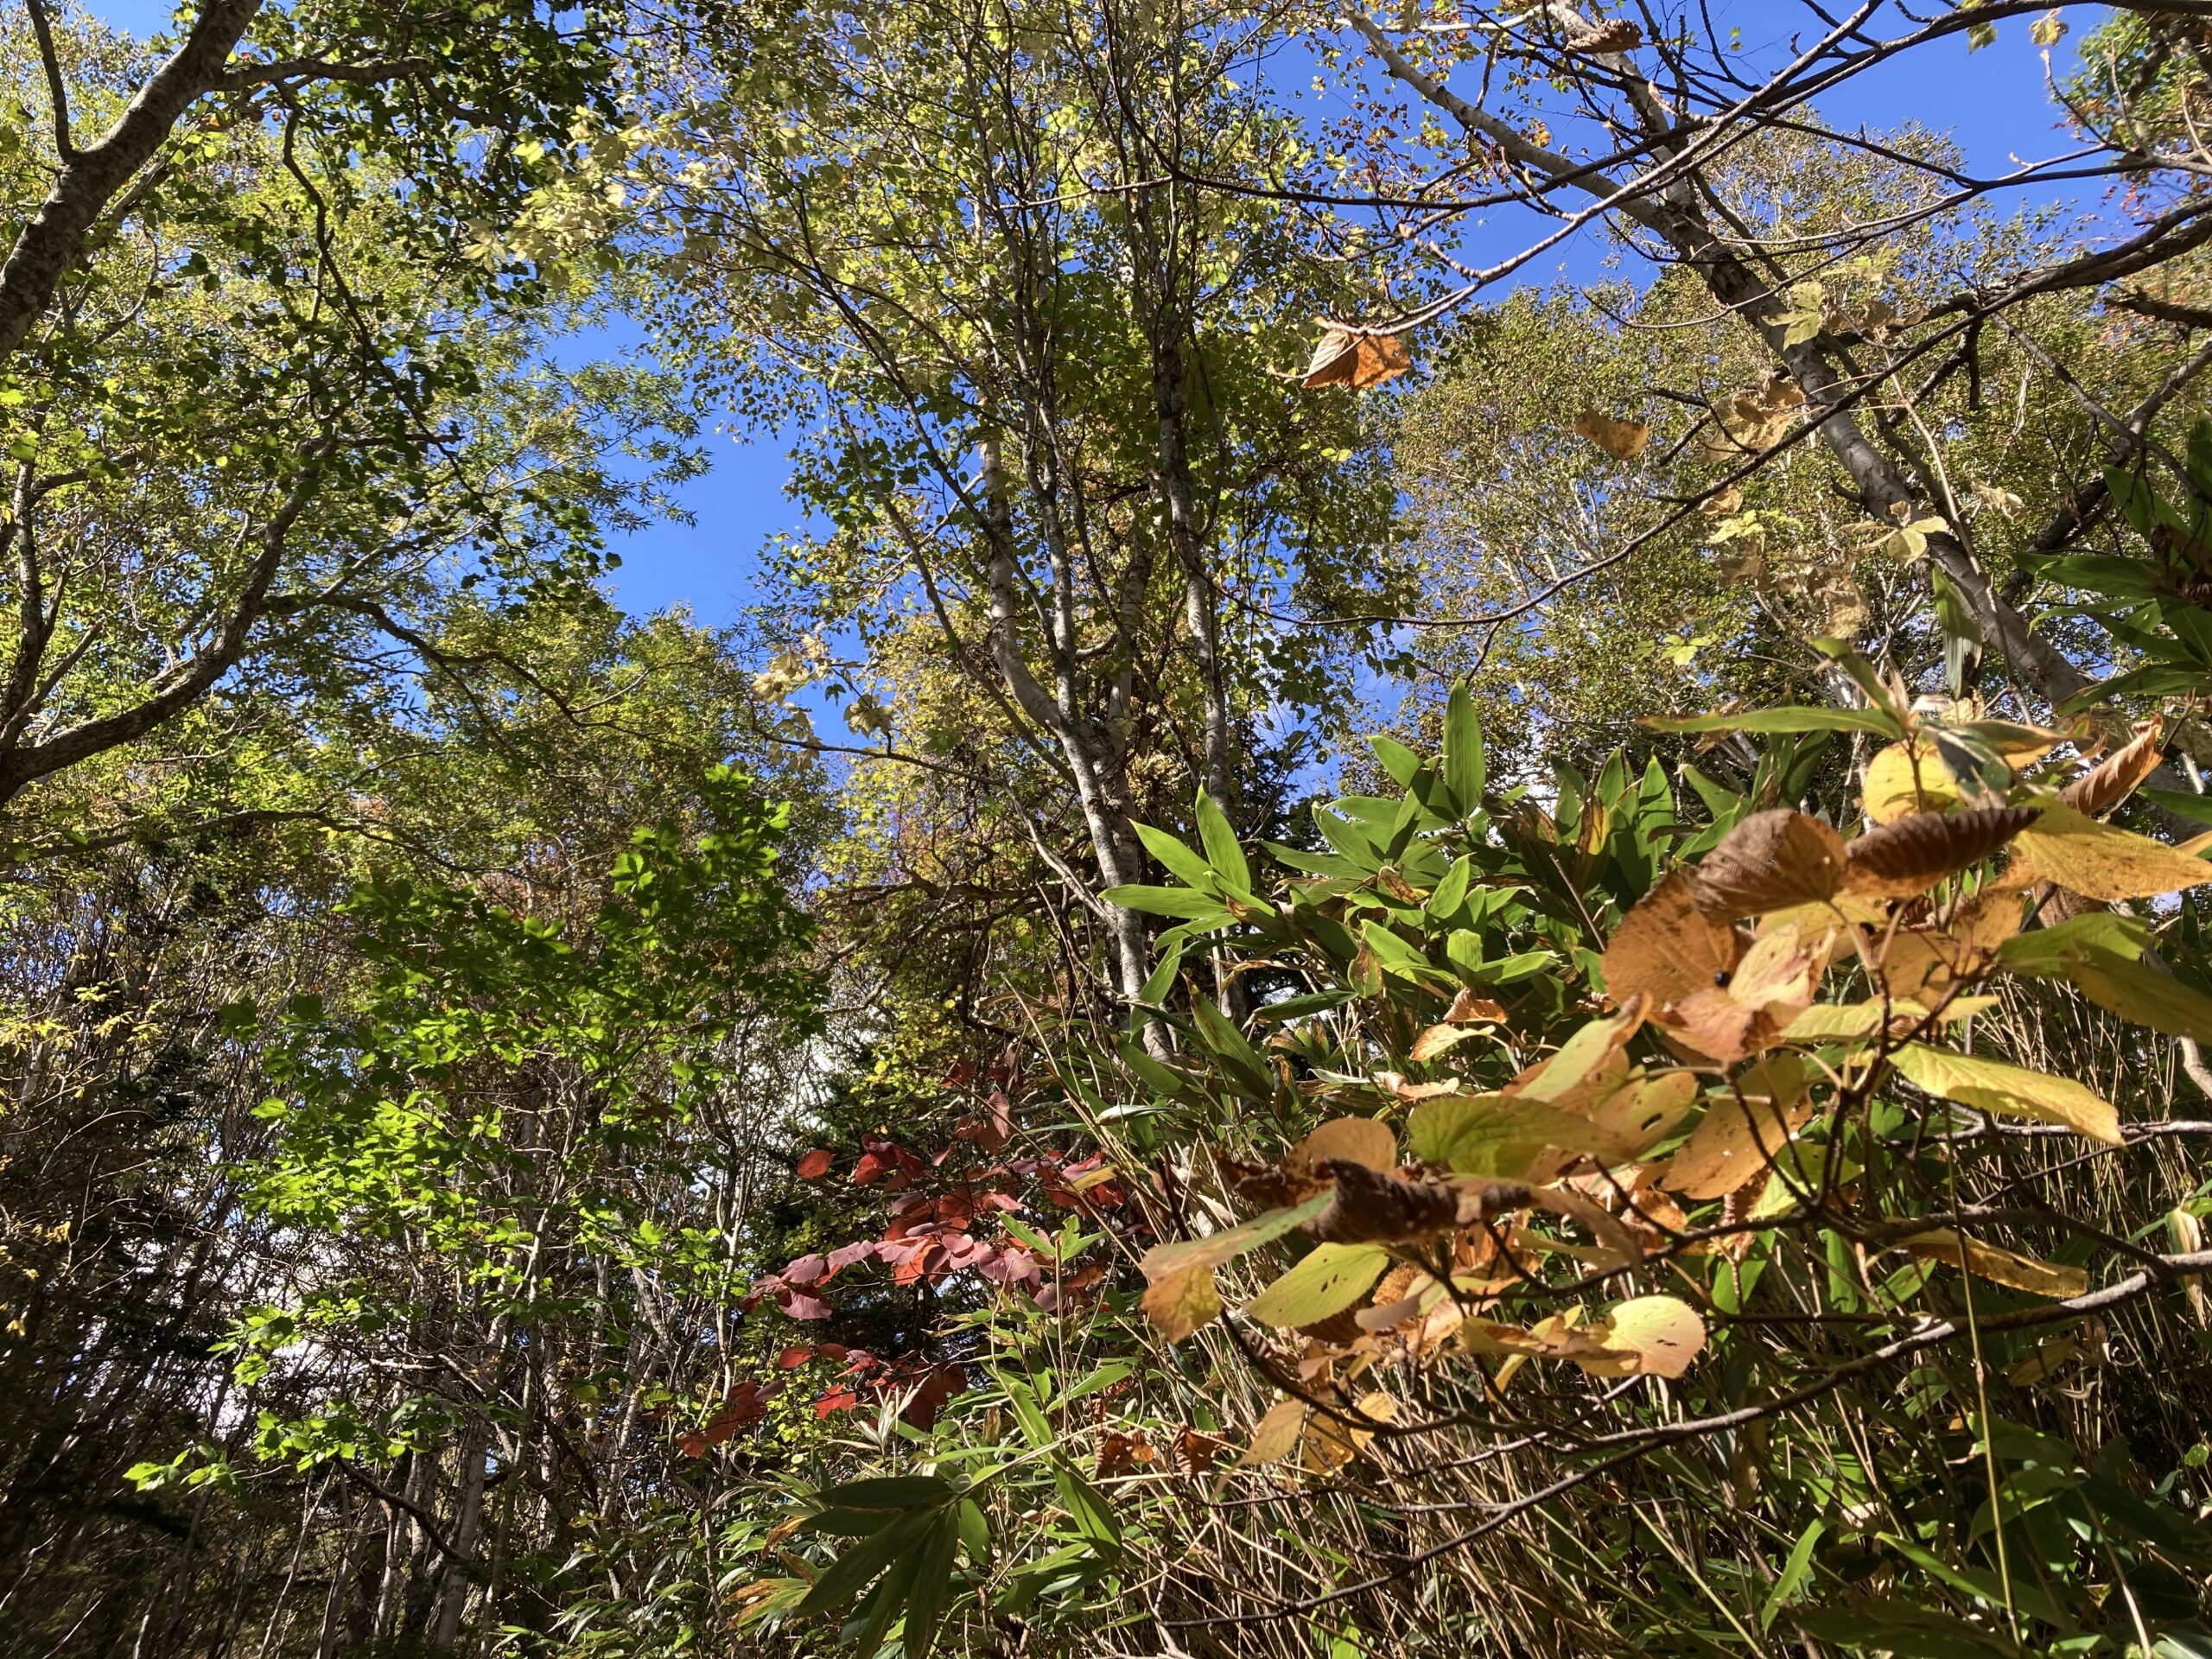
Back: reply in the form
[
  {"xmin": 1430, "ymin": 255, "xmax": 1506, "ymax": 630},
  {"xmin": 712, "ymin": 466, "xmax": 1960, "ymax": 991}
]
[
  {"xmin": 1842, "ymin": 805, "xmax": 2040, "ymax": 899},
  {"xmin": 1900, "ymin": 1230, "xmax": 2089, "ymax": 1299},
  {"xmin": 1890, "ymin": 1044, "xmax": 2121, "ymax": 1144},
  {"xmin": 1517, "ymin": 1000, "xmax": 1649, "ymax": 1102},
  {"xmin": 1573, "ymin": 408, "xmax": 1650, "ymax": 460},
  {"xmin": 2008, "ymin": 802, "xmax": 2212, "ymax": 901},
  {"xmin": 1690, "ymin": 810, "xmax": 1847, "ymax": 916},
  {"xmin": 1245, "ymin": 1243, "xmax": 1393, "ymax": 1328},
  {"xmin": 1300, "ymin": 326, "xmax": 1410, "ymax": 390}
]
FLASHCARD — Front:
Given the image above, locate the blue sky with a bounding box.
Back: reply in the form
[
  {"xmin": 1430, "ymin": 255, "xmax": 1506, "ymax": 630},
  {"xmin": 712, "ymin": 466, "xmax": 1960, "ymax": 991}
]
[{"xmin": 90, "ymin": 2, "xmax": 2095, "ymax": 632}]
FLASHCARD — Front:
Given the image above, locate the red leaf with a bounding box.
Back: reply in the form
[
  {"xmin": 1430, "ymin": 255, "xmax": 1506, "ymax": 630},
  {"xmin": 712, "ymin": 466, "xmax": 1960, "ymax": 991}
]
[
  {"xmin": 677, "ymin": 1430, "xmax": 708, "ymax": 1458},
  {"xmin": 796, "ymin": 1148, "xmax": 836, "ymax": 1180},
  {"xmin": 940, "ymin": 1058, "xmax": 978, "ymax": 1088},
  {"xmin": 776, "ymin": 1344, "xmax": 815, "ymax": 1370},
  {"xmin": 815, "ymin": 1388, "xmax": 861, "ymax": 1417},
  {"xmin": 778, "ymin": 1288, "xmax": 832, "ymax": 1321}
]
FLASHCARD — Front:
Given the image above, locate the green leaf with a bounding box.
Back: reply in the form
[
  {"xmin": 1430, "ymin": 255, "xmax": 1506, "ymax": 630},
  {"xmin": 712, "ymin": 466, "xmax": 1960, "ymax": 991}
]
[
  {"xmin": 1052, "ymin": 1463, "xmax": 1122, "ymax": 1556},
  {"xmin": 1997, "ymin": 912, "xmax": 2150, "ymax": 976},
  {"xmin": 1443, "ymin": 681, "xmax": 1484, "ymax": 812},
  {"xmin": 1407, "ymin": 1093, "xmax": 1636, "ymax": 1178},
  {"xmin": 1759, "ymin": 1520, "xmax": 1824, "ymax": 1631},
  {"xmin": 1138, "ymin": 1192, "xmax": 1332, "ymax": 1281},
  {"xmin": 1132, "ymin": 822, "xmax": 1215, "ymax": 889},
  {"xmin": 1098, "ymin": 884, "xmax": 1232, "ymax": 922},
  {"xmin": 901, "ymin": 1511, "xmax": 959, "ymax": 1658},
  {"xmin": 1645, "ymin": 707, "xmax": 1900, "ymax": 738},
  {"xmin": 818, "ymin": 1476, "xmax": 955, "ymax": 1511},
  {"xmin": 1891, "ymin": 1045, "xmax": 2120, "ymax": 1145},
  {"xmin": 1369, "ymin": 734, "xmax": 1423, "ymax": 790},
  {"xmin": 796, "ymin": 1507, "xmax": 938, "ymax": 1617},
  {"xmin": 1195, "ymin": 791, "xmax": 1251, "ymax": 895},
  {"xmin": 1244, "ymin": 1243, "xmax": 1391, "ymax": 1328}
]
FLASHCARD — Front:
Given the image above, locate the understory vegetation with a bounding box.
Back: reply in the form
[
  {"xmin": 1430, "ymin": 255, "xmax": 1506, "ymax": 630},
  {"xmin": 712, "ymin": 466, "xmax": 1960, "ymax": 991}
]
[{"xmin": 6, "ymin": 2, "xmax": 2212, "ymax": 1656}]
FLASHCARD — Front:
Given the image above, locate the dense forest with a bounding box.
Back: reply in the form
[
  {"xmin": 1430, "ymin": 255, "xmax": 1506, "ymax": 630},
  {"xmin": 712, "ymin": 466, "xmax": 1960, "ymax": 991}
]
[{"xmin": 4, "ymin": 1, "xmax": 2212, "ymax": 1655}]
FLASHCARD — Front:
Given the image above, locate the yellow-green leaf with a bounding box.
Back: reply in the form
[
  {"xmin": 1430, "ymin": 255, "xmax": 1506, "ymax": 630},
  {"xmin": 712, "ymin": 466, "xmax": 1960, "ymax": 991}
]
[
  {"xmin": 1891, "ymin": 1045, "xmax": 2120, "ymax": 1145},
  {"xmin": 2010, "ymin": 801, "xmax": 2212, "ymax": 901},
  {"xmin": 1140, "ymin": 1263, "xmax": 1222, "ymax": 1341},
  {"xmin": 1244, "ymin": 1243, "xmax": 1391, "ymax": 1329},
  {"xmin": 1901, "ymin": 1230, "xmax": 2088, "ymax": 1298}
]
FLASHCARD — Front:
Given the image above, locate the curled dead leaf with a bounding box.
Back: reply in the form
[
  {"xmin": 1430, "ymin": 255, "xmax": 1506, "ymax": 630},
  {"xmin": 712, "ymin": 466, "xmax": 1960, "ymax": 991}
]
[
  {"xmin": 1301, "ymin": 327, "xmax": 1410, "ymax": 391},
  {"xmin": 1309, "ymin": 1159, "xmax": 1459, "ymax": 1244},
  {"xmin": 2062, "ymin": 719, "xmax": 2167, "ymax": 818},
  {"xmin": 1843, "ymin": 805, "xmax": 2041, "ymax": 899}
]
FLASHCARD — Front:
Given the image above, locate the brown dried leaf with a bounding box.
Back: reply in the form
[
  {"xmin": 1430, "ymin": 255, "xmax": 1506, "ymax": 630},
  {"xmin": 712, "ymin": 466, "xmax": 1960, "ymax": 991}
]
[
  {"xmin": 1301, "ymin": 327, "xmax": 1410, "ymax": 391},
  {"xmin": 1691, "ymin": 810, "xmax": 1847, "ymax": 917},
  {"xmin": 1567, "ymin": 17, "xmax": 1642, "ymax": 53},
  {"xmin": 1573, "ymin": 408, "xmax": 1650, "ymax": 460},
  {"xmin": 1843, "ymin": 806, "xmax": 2040, "ymax": 900},
  {"xmin": 2062, "ymin": 719, "xmax": 2168, "ymax": 818},
  {"xmin": 1603, "ymin": 871, "xmax": 1747, "ymax": 1007},
  {"xmin": 1410, "ymin": 1021, "xmax": 1478, "ymax": 1064},
  {"xmin": 1310, "ymin": 1159, "xmax": 1459, "ymax": 1244},
  {"xmin": 1445, "ymin": 988, "xmax": 1510, "ymax": 1024}
]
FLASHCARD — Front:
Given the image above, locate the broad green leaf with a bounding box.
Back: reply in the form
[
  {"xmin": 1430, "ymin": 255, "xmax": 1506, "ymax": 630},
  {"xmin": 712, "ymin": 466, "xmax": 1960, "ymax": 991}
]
[
  {"xmin": 1131, "ymin": 822, "xmax": 1215, "ymax": 889},
  {"xmin": 1443, "ymin": 681, "xmax": 1484, "ymax": 811},
  {"xmin": 1369, "ymin": 734, "xmax": 1423, "ymax": 790},
  {"xmin": 901, "ymin": 1512, "xmax": 959, "ymax": 1657},
  {"xmin": 1244, "ymin": 1243, "xmax": 1391, "ymax": 1328},
  {"xmin": 796, "ymin": 1506, "xmax": 937, "ymax": 1617},
  {"xmin": 1645, "ymin": 706, "xmax": 1901, "ymax": 738},
  {"xmin": 1195, "ymin": 791, "xmax": 1252, "ymax": 895},
  {"xmin": 1997, "ymin": 912, "xmax": 2149, "ymax": 975},
  {"xmin": 1099, "ymin": 884, "xmax": 1231, "ymax": 922},
  {"xmin": 818, "ymin": 1475, "xmax": 955, "ymax": 1511},
  {"xmin": 1408, "ymin": 1093, "xmax": 1637, "ymax": 1178},
  {"xmin": 1891, "ymin": 1044, "xmax": 2120, "ymax": 1144}
]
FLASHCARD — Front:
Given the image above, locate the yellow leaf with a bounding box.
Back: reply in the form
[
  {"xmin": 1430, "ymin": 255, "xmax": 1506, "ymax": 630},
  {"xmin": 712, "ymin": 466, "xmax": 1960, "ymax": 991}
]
[
  {"xmin": 1236, "ymin": 1398, "xmax": 1306, "ymax": 1469},
  {"xmin": 1517, "ymin": 1001, "xmax": 1649, "ymax": 1103},
  {"xmin": 1602, "ymin": 871, "xmax": 1745, "ymax": 1010},
  {"xmin": 1140, "ymin": 1263, "xmax": 1222, "ymax": 1341},
  {"xmin": 1890, "ymin": 1044, "xmax": 2120, "ymax": 1145},
  {"xmin": 2009, "ymin": 801, "xmax": 2212, "ymax": 902},
  {"xmin": 1301, "ymin": 327, "xmax": 1410, "ymax": 391},
  {"xmin": 1901, "ymin": 1230, "xmax": 2088, "ymax": 1299},
  {"xmin": 1864, "ymin": 739, "xmax": 1957, "ymax": 825},
  {"xmin": 1660, "ymin": 1057, "xmax": 1812, "ymax": 1198},
  {"xmin": 1301, "ymin": 1391, "xmax": 1396, "ymax": 1474},
  {"xmin": 1569, "ymin": 1295, "xmax": 1708, "ymax": 1377},
  {"xmin": 1286, "ymin": 1117, "xmax": 1397, "ymax": 1179}
]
